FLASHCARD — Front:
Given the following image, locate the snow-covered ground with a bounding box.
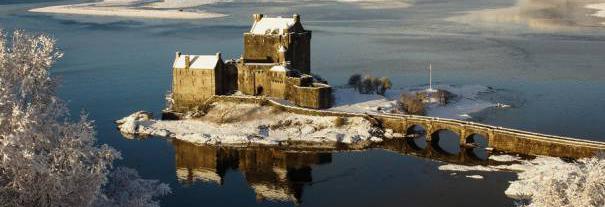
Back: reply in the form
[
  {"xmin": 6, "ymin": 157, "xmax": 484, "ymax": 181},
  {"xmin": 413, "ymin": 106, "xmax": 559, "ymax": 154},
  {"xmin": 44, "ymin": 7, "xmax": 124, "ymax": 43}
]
[
  {"xmin": 118, "ymin": 84, "xmax": 498, "ymax": 145},
  {"xmin": 438, "ymin": 154, "xmax": 605, "ymax": 206},
  {"xmin": 331, "ymin": 84, "xmax": 499, "ymax": 120},
  {"xmin": 29, "ymin": 0, "xmax": 226, "ymax": 19},
  {"xmin": 144, "ymin": 0, "xmax": 229, "ymax": 9},
  {"xmin": 116, "ymin": 101, "xmax": 385, "ymax": 146},
  {"xmin": 587, "ymin": 3, "xmax": 605, "ymax": 25},
  {"xmin": 29, "ymin": 0, "xmax": 412, "ymax": 20},
  {"xmin": 334, "ymin": 0, "xmax": 410, "ymax": 9}
]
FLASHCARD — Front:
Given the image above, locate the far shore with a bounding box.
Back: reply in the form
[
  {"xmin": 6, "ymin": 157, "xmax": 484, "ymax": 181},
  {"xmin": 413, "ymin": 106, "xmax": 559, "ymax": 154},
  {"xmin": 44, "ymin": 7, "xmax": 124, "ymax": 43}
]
[
  {"xmin": 29, "ymin": 3, "xmax": 227, "ymax": 20},
  {"xmin": 587, "ymin": 3, "xmax": 605, "ymax": 19}
]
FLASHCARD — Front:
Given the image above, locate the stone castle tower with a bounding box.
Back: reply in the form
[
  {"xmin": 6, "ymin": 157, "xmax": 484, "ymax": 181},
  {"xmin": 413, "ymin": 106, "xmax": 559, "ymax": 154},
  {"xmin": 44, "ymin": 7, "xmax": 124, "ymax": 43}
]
[
  {"xmin": 242, "ymin": 13, "xmax": 311, "ymax": 74},
  {"xmin": 171, "ymin": 13, "xmax": 331, "ymax": 112}
]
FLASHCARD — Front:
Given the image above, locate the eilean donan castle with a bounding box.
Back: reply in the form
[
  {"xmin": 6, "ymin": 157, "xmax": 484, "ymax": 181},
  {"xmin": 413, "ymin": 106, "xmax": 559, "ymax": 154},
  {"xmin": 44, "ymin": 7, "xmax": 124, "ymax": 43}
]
[{"xmin": 171, "ymin": 13, "xmax": 332, "ymax": 112}]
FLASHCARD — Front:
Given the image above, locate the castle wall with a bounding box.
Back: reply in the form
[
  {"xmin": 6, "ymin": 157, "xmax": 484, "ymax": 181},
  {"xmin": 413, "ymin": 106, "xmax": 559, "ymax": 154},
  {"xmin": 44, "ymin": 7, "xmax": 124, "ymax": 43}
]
[
  {"xmin": 243, "ymin": 34, "xmax": 284, "ymax": 63},
  {"xmin": 288, "ymin": 32, "xmax": 311, "ymax": 74},
  {"xmin": 242, "ymin": 32, "xmax": 311, "ymax": 74},
  {"xmin": 171, "ymin": 14, "xmax": 328, "ymax": 111},
  {"xmin": 290, "ymin": 83, "xmax": 332, "ymax": 109},
  {"xmin": 172, "ymin": 58, "xmax": 227, "ymax": 112},
  {"xmin": 237, "ymin": 63, "xmax": 275, "ymax": 96},
  {"xmin": 172, "ymin": 69, "xmax": 216, "ymax": 111},
  {"xmin": 237, "ymin": 65, "xmax": 256, "ymax": 95},
  {"xmin": 268, "ymin": 71, "xmax": 288, "ymax": 99},
  {"xmin": 223, "ymin": 61, "xmax": 239, "ymax": 94}
]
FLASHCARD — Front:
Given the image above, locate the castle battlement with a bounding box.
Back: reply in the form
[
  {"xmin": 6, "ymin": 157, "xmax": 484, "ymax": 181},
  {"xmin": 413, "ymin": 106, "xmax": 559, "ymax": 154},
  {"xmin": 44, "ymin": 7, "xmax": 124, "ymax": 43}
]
[{"xmin": 171, "ymin": 14, "xmax": 331, "ymax": 112}]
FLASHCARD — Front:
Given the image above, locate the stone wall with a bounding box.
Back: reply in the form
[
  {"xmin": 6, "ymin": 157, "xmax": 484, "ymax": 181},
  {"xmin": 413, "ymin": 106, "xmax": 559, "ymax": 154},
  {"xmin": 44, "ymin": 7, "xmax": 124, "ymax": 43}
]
[
  {"xmin": 236, "ymin": 63, "xmax": 274, "ymax": 96},
  {"xmin": 172, "ymin": 68, "xmax": 218, "ymax": 112},
  {"xmin": 268, "ymin": 71, "xmax": 288, "ymax": 99},
  {"xmin": 290, "ymin": 83, "xmax": 332, "ymax": 109},
  {"xmin": 243, "ymin": 34, "xmax": 284, "ymax": 63},
  {"xmin": 223, "ymin": 61, "xmax": 239, "ymax": 94},
  {"xmin": 242, "ymin": 32, "xmax": 311, "ymax": 74},
  {"xmin": 287, "ymin": 32, "xmax": 311, "ymax": 74}
]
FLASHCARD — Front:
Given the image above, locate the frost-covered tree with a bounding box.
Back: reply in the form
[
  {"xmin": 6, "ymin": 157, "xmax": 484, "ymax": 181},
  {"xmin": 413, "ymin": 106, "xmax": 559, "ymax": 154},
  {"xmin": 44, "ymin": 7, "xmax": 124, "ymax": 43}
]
[
  {"xmin": 95, "ymin": 167, "xmax": 171, "ymax": 207},
  {"xmin": 0, "ymin": 30, "xmax": 169, "ymax": 206},
  {"xmin": 508, "ymin": 155, "xmax": 605, "ymax": 207}
]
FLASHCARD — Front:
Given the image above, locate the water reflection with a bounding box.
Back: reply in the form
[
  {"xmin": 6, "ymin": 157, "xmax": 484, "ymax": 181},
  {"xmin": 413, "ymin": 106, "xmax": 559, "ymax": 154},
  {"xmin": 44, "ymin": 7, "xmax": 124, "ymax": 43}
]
[
  {"xmin": 173, "ymin": 140, "xmax": 331, "ymax": 204},
  {"xmin": 171, "ymin": 136, "xmax": 504, "ymax": 204}
]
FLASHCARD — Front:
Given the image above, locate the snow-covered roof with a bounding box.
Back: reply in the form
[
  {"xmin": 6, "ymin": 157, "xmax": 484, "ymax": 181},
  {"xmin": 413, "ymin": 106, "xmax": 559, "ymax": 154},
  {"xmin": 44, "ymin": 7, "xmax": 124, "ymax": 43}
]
[
  {"xmin": 277, "ymin": 45, "xmax": 287, "ymax": 53},
  {"xmin": 270, "ymin": 65, "xmax": 292, "ymax": 72},
  {"xmin": 173, "ymin": 54, "xmax": 220, "ymax": 70},
  {"xmin": 250, "ymin": 17, "xmax": 296, "ymax": 35}
]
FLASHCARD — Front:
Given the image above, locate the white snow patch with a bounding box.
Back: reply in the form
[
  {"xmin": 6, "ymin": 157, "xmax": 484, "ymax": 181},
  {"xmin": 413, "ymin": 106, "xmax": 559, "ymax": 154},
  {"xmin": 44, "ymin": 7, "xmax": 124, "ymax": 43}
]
[
  {"xmin": 488, "ymin": 154, "xmax": 522, "ymax": 162},
  {"xmin": 438, "ymin": 155, "xmax": 605, "ymax": 206},
  {"xmin": 438, "ymin": 164, "xmax": 498, "ymax": 172},
  {"xmin": 173, "ymin": 55, "xmax": 219, "ymax": 70},
  {"xmin": 330, "ymin": 84, "xmax": 497, "ymax": 120},
  {"xmin": 335, "ymin": 0, "xmax": 411, "ymax": 9},
  {"xmin": 250, "ymin": 17, "xmax": 296, "ymax": 35},
  {"xmin": 587, "ymin": 3, "xmax": 605, "ymax": 25},
  {"xmin": 29, "ymin": 0, "xmax": 226, "ymax": 20},
  {"xmin": 466, "ymin": 175, "xmax": 484, "ymax": 179},
  {"xmin": 269, "ymin": 65, "xmax": 292, "ymax": 72},
  {"xmin": 145, "ymin": 0, "xmax": 230, "ymax": 9}
]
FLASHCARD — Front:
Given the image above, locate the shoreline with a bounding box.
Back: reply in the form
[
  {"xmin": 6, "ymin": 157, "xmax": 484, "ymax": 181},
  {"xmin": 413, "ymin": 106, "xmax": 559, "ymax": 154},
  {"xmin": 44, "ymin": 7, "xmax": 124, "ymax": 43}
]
[
  {"xmin": 587, "ymin": 3, "xmax": 605, "ymax": 23},
  {"xmin": 28, "ymin": 3, "xmax": 227, "ymax": 20}
]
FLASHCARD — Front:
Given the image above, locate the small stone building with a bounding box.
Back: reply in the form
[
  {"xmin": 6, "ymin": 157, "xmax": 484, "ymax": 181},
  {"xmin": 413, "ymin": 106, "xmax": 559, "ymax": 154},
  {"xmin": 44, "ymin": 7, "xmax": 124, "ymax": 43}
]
[
  {"xmin": 171, "ymin": 13, "xmax": 332, "ymax": 111},
  {"xmin": 171, "ymin": 52, "xmax": 225, "ymax": 111}
]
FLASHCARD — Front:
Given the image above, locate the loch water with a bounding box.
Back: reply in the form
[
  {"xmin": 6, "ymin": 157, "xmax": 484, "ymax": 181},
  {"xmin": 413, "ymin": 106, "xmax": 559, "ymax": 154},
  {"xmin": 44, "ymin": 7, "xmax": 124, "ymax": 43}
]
[{"xmin": 2, "ymin": 0, "xmax": 605, "ymax": 206}]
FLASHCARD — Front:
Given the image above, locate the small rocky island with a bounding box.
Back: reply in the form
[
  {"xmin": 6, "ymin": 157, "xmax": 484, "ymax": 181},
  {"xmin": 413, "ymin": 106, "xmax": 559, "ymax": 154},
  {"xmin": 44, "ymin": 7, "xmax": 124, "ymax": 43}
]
[
  {"xmin": 119, "ymin": 13, "xmax": 486, "ymax": 147},
  {"xmin": 120, "ymin": 14, "xmax": 392, "ymax": 148}
]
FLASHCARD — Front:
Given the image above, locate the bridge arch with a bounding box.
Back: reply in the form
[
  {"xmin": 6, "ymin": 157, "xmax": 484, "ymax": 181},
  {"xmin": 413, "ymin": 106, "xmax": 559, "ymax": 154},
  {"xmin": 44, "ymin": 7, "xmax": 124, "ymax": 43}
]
[
  {"xmin": 465, "ymin": 133, "xmax": 489, "ymax": 160},
  {"xmin": 429, "ymin": 124, "xmax": 463, "ymax": 138},
  {"xmin": 405, "ymin": 124, "xmax": 428, "ymax": 150},
  {"xmin": 430, "ymin": 129, "xmax": 461, "ymax": 155}
]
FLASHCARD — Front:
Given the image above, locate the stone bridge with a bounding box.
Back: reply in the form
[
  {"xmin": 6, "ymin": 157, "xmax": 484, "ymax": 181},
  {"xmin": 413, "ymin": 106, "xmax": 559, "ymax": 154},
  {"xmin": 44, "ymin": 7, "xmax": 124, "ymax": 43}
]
[
  {"xmin": 189, "ymin": 95, "xmax": 605, "ymax": 159},
  {"xmin": 375, "ymin": 114, "xmax": 605, "ymax": 159}
]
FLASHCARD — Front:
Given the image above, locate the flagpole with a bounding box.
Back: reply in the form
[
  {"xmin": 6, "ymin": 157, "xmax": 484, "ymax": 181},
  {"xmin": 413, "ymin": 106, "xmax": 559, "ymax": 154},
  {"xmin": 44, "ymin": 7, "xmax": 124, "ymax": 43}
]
[{"xmin": 429, "ymin": 63, "xmax": 432, "ymax": 91}]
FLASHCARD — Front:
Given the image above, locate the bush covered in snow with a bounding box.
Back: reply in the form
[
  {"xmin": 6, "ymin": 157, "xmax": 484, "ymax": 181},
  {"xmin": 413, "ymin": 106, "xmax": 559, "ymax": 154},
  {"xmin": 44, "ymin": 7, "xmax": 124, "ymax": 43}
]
[
  {"xmin": 398, "ymin": 93, "xmax": 426, "ymax": 115},
  {"xmin": 347, "ymin": 74, "xmax": 392, "ymax": 95},
  {"xmin": 95, "ymin": 167, "xmax": 171, "ymax": 207},
  {"xmin": 508, "ymin": 155, "xmax": 605, "ymax": 207},
  {"xmin": 0, "ymin": 30, "xmax": 169, "ymax": 206}
]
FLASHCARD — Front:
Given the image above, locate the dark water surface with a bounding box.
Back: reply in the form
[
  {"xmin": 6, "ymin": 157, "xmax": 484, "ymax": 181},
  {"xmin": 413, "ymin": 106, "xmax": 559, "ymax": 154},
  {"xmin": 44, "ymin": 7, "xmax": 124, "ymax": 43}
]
[{"xmin": 2, "ymin": 0, "xmax": 605, "ymax": 206}]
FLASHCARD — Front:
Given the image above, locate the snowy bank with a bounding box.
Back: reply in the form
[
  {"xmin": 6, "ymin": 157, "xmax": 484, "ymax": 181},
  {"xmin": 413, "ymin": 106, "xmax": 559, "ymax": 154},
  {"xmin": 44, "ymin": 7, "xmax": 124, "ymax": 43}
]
[
  {"xmin": 439, "ymin": 154, "xmax": 605, "ymax": 206},
  {"xmin": 116, "ymin": 101, "xmax": 384, "ymax": 146},
  {"xmin": 29, "ymin": 0, "xmax": 226, "ymax": 20},
  {"xmin": 145, "ymin": 0, "xmax": 229, "ymax": 9},
  {"xmin": 29, "ymin": 0, "xmax": 414, "ymax": 19},
  {"xmin": 447, "ymin": 0, "xmax": 605, "ymax": 31},
  {"xmin": 587, "ymin": 3, "xmax": 605, "ymax": 25},
  {"xmin": 335, "ymin": 0, "xmax": 411, "ymax": 9},
  {"xmin": 331, "ymin": 84, "xmax": 498, "ymax": 120}
]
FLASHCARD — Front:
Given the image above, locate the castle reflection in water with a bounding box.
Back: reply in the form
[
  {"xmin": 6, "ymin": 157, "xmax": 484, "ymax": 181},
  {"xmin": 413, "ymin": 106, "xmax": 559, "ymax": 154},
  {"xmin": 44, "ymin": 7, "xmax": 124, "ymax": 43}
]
[
  {"xmin": 171, "ymin": 136, "xmax": 501, "ymax": 204},
  {"xmin": 173, "ymin": 140, "xmax": 332, "ymax": 204}
]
